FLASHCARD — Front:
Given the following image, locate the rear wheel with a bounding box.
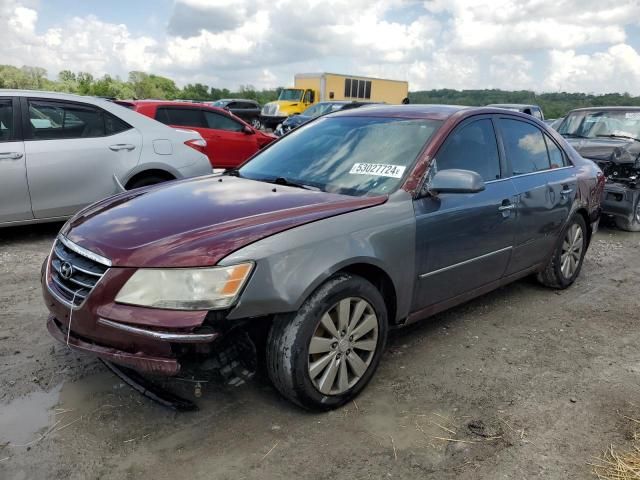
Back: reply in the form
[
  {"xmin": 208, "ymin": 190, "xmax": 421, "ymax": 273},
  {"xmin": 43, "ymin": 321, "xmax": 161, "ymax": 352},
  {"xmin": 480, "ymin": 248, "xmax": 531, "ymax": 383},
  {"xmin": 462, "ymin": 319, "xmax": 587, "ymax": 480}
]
[
  {"xmin": 266, "ymin": 274, "xmax": 388, "ymax": 410},
  {"xmin": 614, "ymin": 199, "xmax": 640, "ymax": 232},
  {"xmin": 537, "ymin": 214, "xmax": 588, "ymax": 289},
  {"xmin": 250, "ymin": 118, "xmax": 262, "ymax": 129}
]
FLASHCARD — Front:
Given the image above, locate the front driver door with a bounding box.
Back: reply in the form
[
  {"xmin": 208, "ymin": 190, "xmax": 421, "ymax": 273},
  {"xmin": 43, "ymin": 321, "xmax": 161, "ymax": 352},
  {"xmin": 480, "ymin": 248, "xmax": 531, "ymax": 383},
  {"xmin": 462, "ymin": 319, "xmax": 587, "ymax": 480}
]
[
  {"xmin": 412, "ymin": 116, "xmax": 519, "ymax": 311},
  {"xmin": 203, "ymin": 110, "xmax": 257, "ymax": 168}
]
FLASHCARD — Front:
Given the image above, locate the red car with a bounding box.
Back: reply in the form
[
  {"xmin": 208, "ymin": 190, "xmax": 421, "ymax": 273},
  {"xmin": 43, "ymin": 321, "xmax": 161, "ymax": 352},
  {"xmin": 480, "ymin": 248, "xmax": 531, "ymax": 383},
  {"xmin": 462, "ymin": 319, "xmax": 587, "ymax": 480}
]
[{"xmin": 120, "ymin": 101, "xmax": 276, "ymax": 169}]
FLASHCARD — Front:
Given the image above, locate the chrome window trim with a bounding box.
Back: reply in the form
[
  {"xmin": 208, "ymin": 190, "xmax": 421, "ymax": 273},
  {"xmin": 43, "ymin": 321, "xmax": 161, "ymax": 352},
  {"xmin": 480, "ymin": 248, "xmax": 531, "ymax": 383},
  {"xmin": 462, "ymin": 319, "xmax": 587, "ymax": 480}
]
[
  {"xmin": 509, "ymin": 165, "xmax": 574, "ymax": 180},
  {"xmin": 58, "ymin": 235, "xmax": 112, "ymax": 267},
  {"xmin": 419, "ymin": 246, "xmax": 513, "ymax": 279}
]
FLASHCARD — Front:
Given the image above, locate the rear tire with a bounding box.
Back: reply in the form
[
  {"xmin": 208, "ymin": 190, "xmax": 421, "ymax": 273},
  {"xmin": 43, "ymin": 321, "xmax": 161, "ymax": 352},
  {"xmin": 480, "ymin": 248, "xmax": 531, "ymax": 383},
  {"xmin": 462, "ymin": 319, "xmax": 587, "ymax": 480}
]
[
  {"xmin": 614, "ymin": 199, "xmax": 640, "ymax": 232},
  {"xmin": 266, "ymin": 273, "xmax": 388, "ymax": 410},
  {"xmin": 537, "ymin": 214, "xmax": 588, "ymax": 289},
  {"xmin": 250, "ymin": 118, "xmax": 262, "ymax": 129},
  {"xmin": 127, "ymin": 174, "xmax": 172, "ymax": 190}
]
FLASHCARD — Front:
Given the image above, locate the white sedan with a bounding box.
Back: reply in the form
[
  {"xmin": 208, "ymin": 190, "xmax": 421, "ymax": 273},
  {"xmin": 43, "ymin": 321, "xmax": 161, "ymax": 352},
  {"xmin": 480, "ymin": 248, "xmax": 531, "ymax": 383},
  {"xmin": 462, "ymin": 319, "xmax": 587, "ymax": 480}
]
[{"xmin": 0, "ymin": 90, "xmax": 212, "ymax": 227}]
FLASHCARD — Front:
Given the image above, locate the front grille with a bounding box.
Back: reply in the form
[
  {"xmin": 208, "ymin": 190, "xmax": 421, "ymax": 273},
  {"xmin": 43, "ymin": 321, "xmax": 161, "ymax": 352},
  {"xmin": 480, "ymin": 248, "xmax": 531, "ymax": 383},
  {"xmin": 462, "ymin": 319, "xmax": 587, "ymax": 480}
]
[
  {"xmin": 262, "ymin": 104, "xmax": 278, "ymax": 116},
  {"xmin": 49, "ymin": 238, "xmax": 110, "ymax": 307}
]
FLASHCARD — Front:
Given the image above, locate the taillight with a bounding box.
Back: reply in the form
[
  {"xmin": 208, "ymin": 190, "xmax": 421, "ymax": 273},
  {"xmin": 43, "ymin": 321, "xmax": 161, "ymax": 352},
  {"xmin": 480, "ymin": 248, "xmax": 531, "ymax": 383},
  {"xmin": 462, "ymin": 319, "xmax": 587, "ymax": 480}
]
[{"xmin": 185, "ymin": 138, "xmax": 206, "ymax": 153}]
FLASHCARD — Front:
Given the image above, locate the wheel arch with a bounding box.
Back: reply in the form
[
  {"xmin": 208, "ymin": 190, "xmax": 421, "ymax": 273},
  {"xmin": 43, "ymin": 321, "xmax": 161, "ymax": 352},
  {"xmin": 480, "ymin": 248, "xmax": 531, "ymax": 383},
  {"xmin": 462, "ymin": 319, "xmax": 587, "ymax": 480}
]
[
  {"xmin": 124, "ymin": 168, "xmax": 176, "ymax": 189},
  {"xmin": 297, "ymin": 258, "xmax": 400, "ymax": 325}
]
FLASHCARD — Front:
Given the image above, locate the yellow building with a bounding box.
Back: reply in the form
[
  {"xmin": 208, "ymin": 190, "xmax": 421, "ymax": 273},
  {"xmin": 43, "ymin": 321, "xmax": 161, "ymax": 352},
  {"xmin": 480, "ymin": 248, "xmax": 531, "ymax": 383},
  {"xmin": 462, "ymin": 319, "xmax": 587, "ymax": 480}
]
[{"xmin": 260, "ymin": 72, "xmax": 409, "ymax": 128}]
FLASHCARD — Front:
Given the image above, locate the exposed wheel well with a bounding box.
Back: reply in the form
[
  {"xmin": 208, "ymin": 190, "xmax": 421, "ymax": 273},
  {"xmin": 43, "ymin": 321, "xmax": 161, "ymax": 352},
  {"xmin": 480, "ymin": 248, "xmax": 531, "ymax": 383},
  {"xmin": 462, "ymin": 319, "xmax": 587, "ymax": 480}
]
[
  {"xmin": 338, "ymin": 263, "xmax": 398, "ymax": 325},
  {"xmin": 125, "ymin": 169, "xmax": 175, "ymax": 189},
  {"xmin": 575, "ymin": 208, "xmax": 592, "ymax": 245}
]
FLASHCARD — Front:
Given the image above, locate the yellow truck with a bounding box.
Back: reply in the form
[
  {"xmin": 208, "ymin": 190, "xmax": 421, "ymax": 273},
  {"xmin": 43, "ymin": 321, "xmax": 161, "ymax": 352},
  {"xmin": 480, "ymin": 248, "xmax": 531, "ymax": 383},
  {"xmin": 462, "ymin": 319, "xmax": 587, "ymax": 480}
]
[{"xmin": 260, "ymin": 72, "xmax": 409, "ymax": 129}]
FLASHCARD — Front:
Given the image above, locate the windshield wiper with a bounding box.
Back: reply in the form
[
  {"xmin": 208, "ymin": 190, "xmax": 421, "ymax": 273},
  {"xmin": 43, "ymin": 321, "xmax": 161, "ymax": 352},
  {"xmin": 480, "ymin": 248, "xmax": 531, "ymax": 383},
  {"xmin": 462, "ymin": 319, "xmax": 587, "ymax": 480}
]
[
  {"xmin": 596, "ymin": 134, "xmax": 640, "ymax": 142},
  {"xmin": 268, "ymin": 176, "xmax": 320, "ymax": 191},
  {"xmin": 562, "ymin": 133, "xmax": 589, "ymax": 139}
]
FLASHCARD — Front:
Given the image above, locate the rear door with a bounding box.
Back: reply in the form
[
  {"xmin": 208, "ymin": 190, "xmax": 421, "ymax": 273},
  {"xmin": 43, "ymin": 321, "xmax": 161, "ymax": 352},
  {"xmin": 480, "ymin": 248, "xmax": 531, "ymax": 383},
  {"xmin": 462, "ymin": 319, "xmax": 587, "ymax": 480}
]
[
  {"xmin": 24, "ymin": 98, "xmax": 142, "ymax": 218},
  {"xmin": 496, "ymin": 117, "xmax": 577, "ymax": 274},
  {"xmin": 412, "ymin": 116, "xmax": 518, "ymax": 310},
  {"xmin": 0, "ymin": 97, "xmax": 31, "ymax": 223}
]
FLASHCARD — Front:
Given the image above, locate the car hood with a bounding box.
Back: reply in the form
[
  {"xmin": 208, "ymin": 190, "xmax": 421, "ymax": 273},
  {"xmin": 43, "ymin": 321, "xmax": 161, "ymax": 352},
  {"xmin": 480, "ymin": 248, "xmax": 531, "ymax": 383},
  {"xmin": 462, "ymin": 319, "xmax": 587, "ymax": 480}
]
[
  {"xmin": 283, "ymin": 115, "xmax": 311, "ymax": 127},
  {"xmin": 61, "ymin": 176, "xmax": 387, "ymax": 267},
  {"xmin": 565, "ymin": 137, "xmax": 640, "ymax": 164}
]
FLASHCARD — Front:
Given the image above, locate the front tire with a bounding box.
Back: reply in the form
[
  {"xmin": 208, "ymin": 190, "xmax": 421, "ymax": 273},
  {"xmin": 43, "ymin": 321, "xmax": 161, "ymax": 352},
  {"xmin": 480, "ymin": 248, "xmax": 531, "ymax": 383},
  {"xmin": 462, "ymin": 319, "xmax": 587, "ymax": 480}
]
[
  {"xmin": 266, "ymin": 274, "xmax": 388, "ymax": 410},
  {"xmin": 537, "ymin": 214, "xmax": 588, "ymax": 289},
  {"xmin": 250, "ymin": 118, "xmax": 262, "ymax": 129}
]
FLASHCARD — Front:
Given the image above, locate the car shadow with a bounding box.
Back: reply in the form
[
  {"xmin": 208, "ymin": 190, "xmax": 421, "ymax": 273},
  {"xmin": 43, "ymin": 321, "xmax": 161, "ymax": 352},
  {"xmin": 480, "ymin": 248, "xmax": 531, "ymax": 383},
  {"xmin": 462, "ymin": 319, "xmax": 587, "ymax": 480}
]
[{"xmin": 0, "ymin": 222, "xmax": 63, "ymax": 244}]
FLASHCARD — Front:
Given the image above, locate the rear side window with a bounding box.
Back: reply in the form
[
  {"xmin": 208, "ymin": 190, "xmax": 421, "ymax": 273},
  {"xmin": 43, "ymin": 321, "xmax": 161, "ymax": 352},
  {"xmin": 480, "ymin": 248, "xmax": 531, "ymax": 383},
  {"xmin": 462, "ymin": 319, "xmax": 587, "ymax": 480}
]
[
  {"xmin": 499, "ymin": 119, "xmax": 551, "ymax": 175},
  {"xmin": 204, "ymin": 111, "xmax": 244, "ymax": 132},
  {"xmin": 156, "ymin": 107, "xmax": 205, "ymax": 128},
  {"xmin": 435, "ymin": 118, "xmax": 501, "ymax": 182},
  {"xmin": 105, "ymin": 113, "xmax": 132, "ymax": 135},
  {"xmin": 545, "ymin": 134, "xmax": 568, "ymax": 168},
  {"xmin": 28, "ymin": 100, "xmax": 107, "ymax": 140},
  {"xmin": 0, "ymin": 100, "xmax": 13, "ymax": 142}
]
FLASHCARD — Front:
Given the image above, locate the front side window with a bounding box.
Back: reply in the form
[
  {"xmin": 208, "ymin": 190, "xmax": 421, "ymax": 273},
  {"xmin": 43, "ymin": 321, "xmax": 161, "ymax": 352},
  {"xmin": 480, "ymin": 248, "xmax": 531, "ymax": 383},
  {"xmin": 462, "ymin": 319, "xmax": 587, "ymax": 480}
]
[
  {"xmin": 28, "ymin": 101, "xmax": 106, "ymax": 140},
  {"xmin": 204, "ymin": 111, "xmax": 244, "ymax": 132},
  {"xmin": 0, "ymin": 100, "xmax": 13, "ymax": 142},
  {"xmin": 500, "ymin": 119, "xmax": 551, "ymax": 175},
  {"xmin": 239, "ymin": 116, "xmax": 441, "ymax": 196},
  {"xmin": 156, "ymin": 107, "xmax": 205, "ymax": 128},
  {"xmin": 558, "ymin": 109, "xmax": 640, "ymax": 140},
  {"xmin": 434, "ymin": 119, "xmax": 501, "ymax": 182}
]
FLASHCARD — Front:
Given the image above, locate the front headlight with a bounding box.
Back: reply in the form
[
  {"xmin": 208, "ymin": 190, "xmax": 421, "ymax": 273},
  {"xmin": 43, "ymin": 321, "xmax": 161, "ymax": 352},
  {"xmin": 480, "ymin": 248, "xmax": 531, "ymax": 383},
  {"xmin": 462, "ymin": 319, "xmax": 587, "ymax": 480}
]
[{"xmin": 115, "ymin": 263, "xmax": 254, "ymax": 310}]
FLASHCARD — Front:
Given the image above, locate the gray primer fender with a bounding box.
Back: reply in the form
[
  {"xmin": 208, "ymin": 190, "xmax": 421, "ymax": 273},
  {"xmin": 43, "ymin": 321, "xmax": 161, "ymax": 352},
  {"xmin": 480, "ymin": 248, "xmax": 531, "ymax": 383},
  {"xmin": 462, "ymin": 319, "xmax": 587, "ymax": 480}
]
[{"xmin": 220, "ymin": 190, "xmax": 417, "ymax": 323}]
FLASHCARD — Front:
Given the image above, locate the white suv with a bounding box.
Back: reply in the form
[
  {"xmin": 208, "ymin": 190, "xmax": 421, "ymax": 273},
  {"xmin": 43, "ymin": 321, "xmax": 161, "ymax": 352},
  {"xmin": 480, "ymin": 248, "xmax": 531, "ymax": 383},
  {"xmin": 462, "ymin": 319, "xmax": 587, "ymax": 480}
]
[{"xmin": 0, "ymin": 90, "xmax": 212, "ymax": 227}]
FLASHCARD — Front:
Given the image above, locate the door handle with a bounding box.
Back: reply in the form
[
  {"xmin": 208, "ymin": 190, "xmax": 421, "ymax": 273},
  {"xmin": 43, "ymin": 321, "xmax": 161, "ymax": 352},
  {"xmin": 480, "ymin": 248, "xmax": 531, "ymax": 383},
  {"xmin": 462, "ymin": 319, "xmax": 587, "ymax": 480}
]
[
  {"xmin": 498, "ymin": 204, "xmax": 516, "ymax": 212},
  {"xmin": 109, "ymin": 144, "xmax": 136, "ymax": 152},
  {"xmin": 0, "ymin": 152, "xmax": 23, "ymax": 160}
]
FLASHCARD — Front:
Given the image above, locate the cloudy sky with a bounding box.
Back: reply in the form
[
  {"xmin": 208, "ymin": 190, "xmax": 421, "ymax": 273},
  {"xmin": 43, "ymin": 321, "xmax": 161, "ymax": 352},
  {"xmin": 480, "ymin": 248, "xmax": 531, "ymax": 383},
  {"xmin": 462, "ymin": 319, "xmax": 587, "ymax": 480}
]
[{"xmin": 2, "ymin": 0, "xmax": 640, "ymax": 93}]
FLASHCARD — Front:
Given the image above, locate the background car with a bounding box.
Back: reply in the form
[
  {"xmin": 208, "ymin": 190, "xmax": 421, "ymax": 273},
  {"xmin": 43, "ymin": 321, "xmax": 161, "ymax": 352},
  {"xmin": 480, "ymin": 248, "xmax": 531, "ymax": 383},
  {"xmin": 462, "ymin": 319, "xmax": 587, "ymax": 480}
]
[
  {"xmin": 486, "ymin": 103, "xmax": 544, "ymax": 120},
  {"xmin": 556, "ymin": 107, "xmax": 640, "ymax": 231},
  {"xmin": 274, "ymin": 101, "xmax": 378, "ymax": 136},
  {"xmin": 0, "ymin": 90, "xmax": 212, "ymax": 227},
  {"xmin": 43, "ymin": 105, "xmax": 603, "ymax": 410},
  {"xmin": 127, "ymin": 101, "xmax": 276, "ymax": 169},
  {"xmin": 206, "ymin": 99, "xmax": 262, "ymax": 129}
]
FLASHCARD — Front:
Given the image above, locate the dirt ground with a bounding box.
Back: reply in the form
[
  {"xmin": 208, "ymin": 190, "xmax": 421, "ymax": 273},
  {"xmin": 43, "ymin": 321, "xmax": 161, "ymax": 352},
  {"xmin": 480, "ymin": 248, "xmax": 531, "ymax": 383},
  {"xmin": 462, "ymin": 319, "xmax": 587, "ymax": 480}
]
[{"xmin": 1, "ymin": 221, "xmax": 640, "ymax": 480}]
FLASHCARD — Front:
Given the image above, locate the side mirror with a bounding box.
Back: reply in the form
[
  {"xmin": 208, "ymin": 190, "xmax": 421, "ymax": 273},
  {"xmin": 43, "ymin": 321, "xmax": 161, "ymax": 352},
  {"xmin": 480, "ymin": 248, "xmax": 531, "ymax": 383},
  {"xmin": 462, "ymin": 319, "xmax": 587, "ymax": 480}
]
[
  {"xmin": 428, "ymin": 169, "xmax": 485, "ymax": 195},
  {"xmin": 242, "ymin": 125, "xmax": 254, "ymax": 135}
]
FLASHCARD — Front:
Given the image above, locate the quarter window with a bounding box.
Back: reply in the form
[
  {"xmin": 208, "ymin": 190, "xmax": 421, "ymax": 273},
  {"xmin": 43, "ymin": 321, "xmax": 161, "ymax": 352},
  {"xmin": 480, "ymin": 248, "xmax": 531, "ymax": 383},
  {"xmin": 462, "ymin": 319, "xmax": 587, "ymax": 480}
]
[
  {"xmin": 435, "ymin": 119, "xmax": 501, "ymax": 182},
  {"xmin": 0, "ymin": 100, "xmax": 13, "ymax": 142},
  {"xmin": 545, "ymin": 134, "xmax": 568, "ymax": 168},
  {"xmin": 156, "ymin": 107, "xmax": 205, "ymax": 128},
  {"xmin": 28, "ymin": 101, "xmax": 108, "ymax": 140},
  {"xmin": 499, "ymin": 119, "xmax": 551, "ymax": 175},
  {"xmin": 204, "ymin": 111, "xmax": 244, "ymax": 132}
]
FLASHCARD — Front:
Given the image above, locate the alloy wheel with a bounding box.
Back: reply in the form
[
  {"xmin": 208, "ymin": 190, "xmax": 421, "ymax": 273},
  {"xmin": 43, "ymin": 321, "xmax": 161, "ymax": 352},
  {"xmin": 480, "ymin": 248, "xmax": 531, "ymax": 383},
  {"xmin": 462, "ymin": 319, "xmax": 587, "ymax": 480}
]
[
  {"xmin": 307, "ymin": 297, "xmax": 379, "ymax": 395},
  {"xmin": 251, "ymin": 118, "xmax": 262, "ymax": 129},
  {"xmin": 560, "ymin": 223, "xmax": 584, "ymax": 278}
]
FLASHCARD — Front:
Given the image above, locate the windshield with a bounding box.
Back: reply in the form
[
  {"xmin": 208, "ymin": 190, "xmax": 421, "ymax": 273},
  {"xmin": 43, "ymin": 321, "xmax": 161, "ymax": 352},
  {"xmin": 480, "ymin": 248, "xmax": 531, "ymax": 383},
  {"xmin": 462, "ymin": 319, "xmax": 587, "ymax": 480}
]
[
  {"xmin": 239, "ymin": 116, "xmax": 441, "ymax": 196},
  {"xmin": 558, "ymin": 110, "xmax": 640, "ymax": 139},
  {"xmin": 210, "ymin": 100, "xmax": 229, "ymax": 107},
  {"xmin": 278, "ymin": 89, "xmax": 303, "ymax": 102},
  {"xmin": 302, "ymin": 103, "xmax": 343, "ymax": 118}
]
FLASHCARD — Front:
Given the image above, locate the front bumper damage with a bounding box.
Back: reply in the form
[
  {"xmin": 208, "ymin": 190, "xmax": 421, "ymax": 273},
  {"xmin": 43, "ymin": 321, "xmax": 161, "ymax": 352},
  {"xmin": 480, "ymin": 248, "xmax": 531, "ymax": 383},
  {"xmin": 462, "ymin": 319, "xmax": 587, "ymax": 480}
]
[{"xmin": 600, "ymin": 181, "xmax": 640, "ymax": 221}]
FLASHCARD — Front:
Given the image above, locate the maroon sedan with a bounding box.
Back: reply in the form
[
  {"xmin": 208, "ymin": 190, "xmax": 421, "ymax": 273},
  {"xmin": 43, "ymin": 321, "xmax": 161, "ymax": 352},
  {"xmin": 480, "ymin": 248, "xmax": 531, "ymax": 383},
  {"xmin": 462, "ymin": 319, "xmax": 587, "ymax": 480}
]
[{"xmin": 43, "ymin": 105, "xmax": 603, "ymax": 410}]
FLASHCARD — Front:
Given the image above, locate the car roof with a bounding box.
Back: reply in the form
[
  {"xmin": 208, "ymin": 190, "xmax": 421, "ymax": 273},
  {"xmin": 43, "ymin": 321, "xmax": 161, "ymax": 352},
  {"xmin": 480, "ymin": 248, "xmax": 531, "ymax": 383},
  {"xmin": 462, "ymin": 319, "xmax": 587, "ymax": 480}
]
[
  {"xmin": 329, "ymin": 104, "xmax": 470, "ymax": 120},
  {"xmin": 487, "ymin": 103, "xmax": 540, "ymax": 109},
  {"xmin": 567, "ymin": 106, "xmax": 640, "ymax": 113},
  {"xmin": 213, "ymin": 98, "xmax": 258, "ymax": 103},
  {"xmin": 0, "ymin": 89, "xmax": 114, "ymax": 105}
]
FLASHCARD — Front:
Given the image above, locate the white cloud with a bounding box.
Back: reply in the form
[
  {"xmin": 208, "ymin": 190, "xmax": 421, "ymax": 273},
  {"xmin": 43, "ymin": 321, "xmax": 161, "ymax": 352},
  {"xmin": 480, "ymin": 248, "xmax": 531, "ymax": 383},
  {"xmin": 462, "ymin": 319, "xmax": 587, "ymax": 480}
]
[{"xmin": 1, "ymin": 0, "xmax": 640, "ymax": 94}]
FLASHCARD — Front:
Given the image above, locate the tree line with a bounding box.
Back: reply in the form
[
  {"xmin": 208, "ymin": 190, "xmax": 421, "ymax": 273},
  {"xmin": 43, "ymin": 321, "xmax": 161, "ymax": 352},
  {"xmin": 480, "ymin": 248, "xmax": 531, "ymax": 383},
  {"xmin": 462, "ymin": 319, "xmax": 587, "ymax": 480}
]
[{"xmin": 3, "ymin": 64, "xmax": 640, "ymax": 118}]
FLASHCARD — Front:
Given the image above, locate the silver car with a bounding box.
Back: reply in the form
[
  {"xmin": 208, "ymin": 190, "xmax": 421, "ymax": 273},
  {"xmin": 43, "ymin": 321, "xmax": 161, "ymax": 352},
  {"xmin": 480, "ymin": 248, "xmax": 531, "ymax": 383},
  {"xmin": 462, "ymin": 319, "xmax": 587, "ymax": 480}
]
[{"xmin": 0, "ymin": 90, "xmax": 212, "ymax": 227}]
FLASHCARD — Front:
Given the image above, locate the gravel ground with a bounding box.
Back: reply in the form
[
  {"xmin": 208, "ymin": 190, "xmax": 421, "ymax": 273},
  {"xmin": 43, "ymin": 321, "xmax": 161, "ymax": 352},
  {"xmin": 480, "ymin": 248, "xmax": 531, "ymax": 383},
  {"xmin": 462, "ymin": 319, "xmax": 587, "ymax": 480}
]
[{"xmin": 1, "ymin": 221, "xmax": 639, "ymax": 480}]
